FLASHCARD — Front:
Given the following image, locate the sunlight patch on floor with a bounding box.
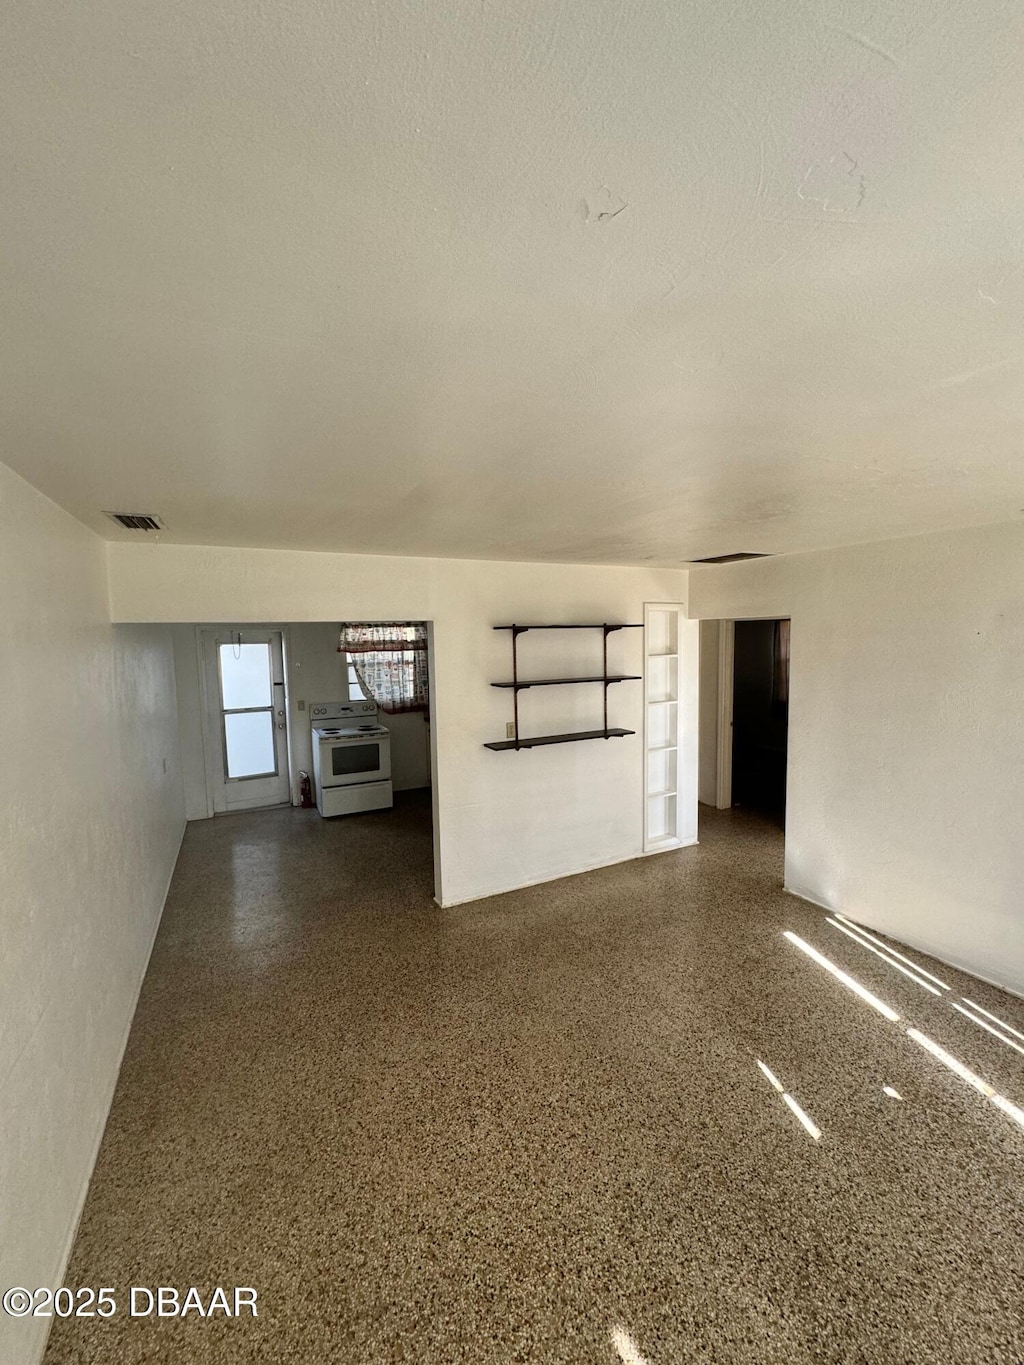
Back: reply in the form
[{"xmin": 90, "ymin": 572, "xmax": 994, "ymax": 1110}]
[{"xmin": 611, "ymin": 1326, "xmax": 652, "ymax": 1365}]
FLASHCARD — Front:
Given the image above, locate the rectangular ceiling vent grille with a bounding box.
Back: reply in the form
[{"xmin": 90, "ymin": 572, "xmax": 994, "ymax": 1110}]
[
  {"xmin": 691, "ymin": 552, "xmax": 772, "ymax": 564},
  {"xmin": 104, "ymin": 512, "xmax": 165, "ymax": 531}
]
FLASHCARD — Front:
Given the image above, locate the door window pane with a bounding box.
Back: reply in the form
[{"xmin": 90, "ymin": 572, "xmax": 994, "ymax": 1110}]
[
  {"xmin": 219, "ymin": 643, "xmax": 273, "ymax": 710},
  {"xmin": 331, "ymin": 743, "xmax": 380, "ymax": 776},
  {"xmin": 346, "ymin": 660, "xmax": 367, "ymax": 701},
  {"xmin": 224, "ymin": 711, "xmax": 276, "ymax": 778}
]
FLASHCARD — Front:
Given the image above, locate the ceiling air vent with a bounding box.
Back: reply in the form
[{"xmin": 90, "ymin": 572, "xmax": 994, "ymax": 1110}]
[
  {"xmin": 104, "ymin": 512, "xmax": 165, "ymax": 531},
  {"xmin": 691, "ymin": 552, "xmax": 772, "ymax": 565}
]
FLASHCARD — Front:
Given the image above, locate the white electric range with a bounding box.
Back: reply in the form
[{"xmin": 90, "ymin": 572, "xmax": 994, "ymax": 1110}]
[{"xmin": 309, "ymin": 701, "xmax": 393, "ymax": 817}]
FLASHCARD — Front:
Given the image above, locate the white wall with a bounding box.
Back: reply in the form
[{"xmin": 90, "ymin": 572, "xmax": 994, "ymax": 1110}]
[
  {"xmin": 0, "ymin": 462, "xmax": 185, "ymax": 1365},
  {"xmin": 688, "ymin": 519, "xmax": 1024, "ymax": 997},
  {"xmin": 109, "ymin": 544, "xmax": 695, "ymax": 907},
  {"xmin": 287, "ymin": 622, "xmax": 344, "ymax": 795},
  {"xmin": 171, "ymin": 624, "xmax": 208, "ymax": 820},
  {"xmin": 380, "ymin": 712, "xmax": 431, "ymax": 791},
  {"xmin": 698, "ymin": 619, "xmax": 720, "ymax": 806}
]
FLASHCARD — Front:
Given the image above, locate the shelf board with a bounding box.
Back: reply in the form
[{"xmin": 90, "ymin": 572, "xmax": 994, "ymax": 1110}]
[
  {"xmin": 647, "ymin": 696, "xmax": 677, "ymax": 705},
  {"xmin": 648, "ymin": 743, "xmax": 678, "ymax": 753},
  {"xmin": 484, "ymin": 727, "xmax": 635, "ymax": 751},
  {"xmin": 492, "ymin": 623, "xmax": 643, "ymax": 632},
  {"xmin": 645, "ymin": 834, "xmax": 683, "ymax": 851},
  {"xmin": 491, "ymin": 674, "xmax": 641, "ymax": 690}
]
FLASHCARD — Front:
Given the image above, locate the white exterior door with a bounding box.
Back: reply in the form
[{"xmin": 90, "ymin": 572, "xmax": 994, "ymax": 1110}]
[{"xmin": 201, "ymin": 630, "xmax": 291, "ymax": 812}]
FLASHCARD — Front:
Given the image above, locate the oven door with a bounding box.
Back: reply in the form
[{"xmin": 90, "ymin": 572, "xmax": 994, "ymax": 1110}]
[{"xmin": 321, "ymin": 736, "xmax": 391, "ymax": 787}]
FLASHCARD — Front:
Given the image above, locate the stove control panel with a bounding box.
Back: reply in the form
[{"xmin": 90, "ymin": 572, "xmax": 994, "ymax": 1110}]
[{"xmin": 309, "ymin": 701, "xmax": 377, "ymax": 721}]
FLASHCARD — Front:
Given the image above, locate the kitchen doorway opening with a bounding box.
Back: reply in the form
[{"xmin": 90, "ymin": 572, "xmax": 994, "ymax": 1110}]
[
  {"xmin": 698, "ymin": 618, "xmax": 790, "ymax": 833},
  {"xmin": 176, "ymin": 620, "xmax": 438, "ymax": 902}
]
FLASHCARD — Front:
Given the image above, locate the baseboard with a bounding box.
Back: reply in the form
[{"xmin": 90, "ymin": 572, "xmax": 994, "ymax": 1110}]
[
  {"xmin": 214, "ymin": 799, "xmax": 292, "ymax": 817},
  {"xmin": 35, "ymin": 816, "xmax": 187, "ymax": 1365},
  {"xmin": 436, "ymin": 839, "xmax": 699, "ymax": 908},
  {"xmin": 641, "ymin": 836, "xmax": 699, "ymax": 857},
  {"xmin": 437, "ymin": 853, "xmax": 640, "ymax": 907},
  {"xmin": 783, "ymin": 882, "xmax": 832, "ymax": 912},
  {"xmin": 783, "ymin": 883, "xmax": 1024, "ymax": 1005}
]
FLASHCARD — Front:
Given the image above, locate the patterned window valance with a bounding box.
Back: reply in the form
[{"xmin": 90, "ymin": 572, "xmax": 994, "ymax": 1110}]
[{"xmin": 339, "ymin": 623, "xmax": 429, "ymax": 714}]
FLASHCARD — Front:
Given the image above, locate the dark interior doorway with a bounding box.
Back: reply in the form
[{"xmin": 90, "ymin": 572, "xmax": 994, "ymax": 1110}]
[{"xmin": 731, "ymin": 619, "xmax": 789, "ymax": 825}]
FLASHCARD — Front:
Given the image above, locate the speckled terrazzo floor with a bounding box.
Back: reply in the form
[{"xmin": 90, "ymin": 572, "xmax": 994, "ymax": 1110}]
[{"xmin": 44, "ymin": 794, "xmax": 1024, "ymax": 1364}]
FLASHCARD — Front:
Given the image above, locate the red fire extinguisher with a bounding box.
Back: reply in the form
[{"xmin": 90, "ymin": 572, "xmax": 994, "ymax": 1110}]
[{"xmin": 299, "ymin": 771, "xmax": 314, "ymax": 808}]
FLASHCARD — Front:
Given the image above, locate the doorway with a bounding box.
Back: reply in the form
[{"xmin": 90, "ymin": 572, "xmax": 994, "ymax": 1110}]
[
  {"xmin": 179, "ymin": 620, "xmax": 440, "ymax": 900},
  {"xmin": 731, "ymin": 619, "xmax": 789, "ymax": 823},
  {"xmin": 200, "ymin": 629, "xmax": 291, "ymax": 813},
  {"xmin": 698, "ymin": 618, "xmax": 790, "ymax": 827}
]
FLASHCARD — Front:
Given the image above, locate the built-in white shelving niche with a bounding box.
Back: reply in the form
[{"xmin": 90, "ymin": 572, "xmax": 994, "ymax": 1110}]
[{"xmin": 643, "ymin": 603, "xmax": 698, "ymax": 852}]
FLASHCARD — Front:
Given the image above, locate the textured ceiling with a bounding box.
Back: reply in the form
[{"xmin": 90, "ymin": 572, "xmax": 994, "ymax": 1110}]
[{"xmin": 3, "ymin": 0, "xmax": 1024, "ymax": 563}]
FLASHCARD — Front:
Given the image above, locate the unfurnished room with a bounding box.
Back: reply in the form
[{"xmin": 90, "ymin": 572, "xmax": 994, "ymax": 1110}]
[{"xmin": 2, "ymin": 2, "xmax": 1024, "ymax": 1363}]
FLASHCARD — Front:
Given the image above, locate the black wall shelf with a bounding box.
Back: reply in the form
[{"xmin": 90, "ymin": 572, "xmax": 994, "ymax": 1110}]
[
  {"xmin": 484, "ymin": 728, "xmax": 634, "ymax": 751},
  {"xmin": 486, "ymin": 623, "xmax": 643, "ymax": 751},
  {"xmin": 491, "ymin": 675, "xmax": 641, "ymax": 691},
  {"xmin": 493, "ymin": 624, "xmax": 642, "ymax": 633}
]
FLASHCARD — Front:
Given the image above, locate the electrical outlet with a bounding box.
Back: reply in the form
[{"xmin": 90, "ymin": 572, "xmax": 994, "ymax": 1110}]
[
  {"xmin": 297, "ymin": 699, "xmax": 305, "ymax": 711},
  {"xmin": 506, "ymin": 722, "xmax": 516, "ymax": 739}
]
